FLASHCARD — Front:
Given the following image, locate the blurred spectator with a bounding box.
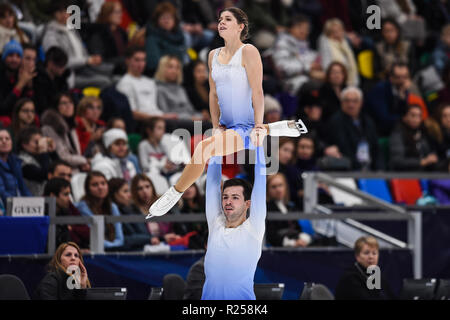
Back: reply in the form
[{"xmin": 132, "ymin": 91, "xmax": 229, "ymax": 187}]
[
  {"xmin": 88, "ymin": 0, "xmax": 128, "ymax": 75},
  {"xmin": 108, "ymin": 177, "xmax": 153, "ymax": 251},
  {"xmin": 437, "ymin": 62, "xmax": 450, "ymax": 105},
  {"xmin": 91, "ymin": 128, "xmax": 138, "ymax": 182},
  {"xmin": 0, "ymin": 128, "xmax": 31, "ymax": 204},
  {"xmin": 266, "ymin": 172, "xmax": 312, "ymax": 248},
  {"xmin": 34, "ymin": 242, "xmax": 91, "ymax": 300},
  {"xmin": 43, "ymin": 178, "xmax": 90, "ymax": 250},
  {"xmin": 374, "ymin": 18, "xmax": 416, "ymax": 80},
  {"xmin": 272, "ymin": 14, "xmax": 324, "ymax": 95},
  {"xmin": 326, "ymin": 87, "xmax": 382, "ymax": 170},
  {"xmin": 116, "ymin": 46, "xmax": 168, "ymax": 122},
  {"xmin": 0, "ymin": 3, "xmax": 29, "ymax": 52},
  {"xmin": 10, "ymin": 98, "xmax": 37, "ymax": 143},
  {"xmin": 42, "ymin": 0, "xmax": 112, "ymax": 89},
  {"xmin": 318, "ymin": 18, "xmax": 359, "ymax": 86},
  {"xmin": 425, "ymin": 104, "xmax": 450, "ymax": 171},
  {"xmin": 184, "ymin": 255, "xmax": 205, "ymax": 300},
  {"xmin": 17, "ymin": 126, "xmax": 55, "ymax": 196},
  {"xmin": 106, "ymin": 117, "xmax": 126, "ymax": 131},
  {"xmin": 183, "ymin": 60, "xmax": 210, "ymax": 119},
  {"xmin": 34, "ymin": 47, "xmax": 69, "ymax": 116},
  {"xmin": 0, "ymin": 40, "xmax": 35, "ymax": 117},
  {"xmin": 366, "ymin": 62, "xmax": 429, "ymax": 136},
  {"xmin": 389, "ymin": 104, "xmax": 439, "ymax": 171},
  {"xmin": 318, "ymin": 62, "xmax": 346, "ymax": 122},
  {"xmin": 181, "ymin": 0, "xmax": 216, "ymax": 51},
  {"xmin": 276, "ymin": 137, "xmax": 303, "ymax": 204},
  {"xmin": 263, "ymin": 94, "xmax": 282, "ymax": 124},
  {"xmin": 75, "ymin": 96, "xmax": 106, "ymax": 156},
  {"xmin": 432, "ymin": 24, "xmax": 450, "ymax": 75},
  {"xmin": 48, "ymin": 160, "xmax": 73, "ymax": 182},
  {"xmin": 41, "ymin": 93, "xmax": 89, "ymax": 172},
  {"xmin": 76, "ymin": 171, "xmax": 125, "ymax": 251},
  {"xmin": 335, "ymin": 236, "xmax": 396, "ymax": 300}
]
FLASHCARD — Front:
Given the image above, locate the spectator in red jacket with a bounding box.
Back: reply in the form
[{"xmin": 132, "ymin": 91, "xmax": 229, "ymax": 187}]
[{"xmin": 75, "ymin": 96, "xmax": 106, "ymax": 156}]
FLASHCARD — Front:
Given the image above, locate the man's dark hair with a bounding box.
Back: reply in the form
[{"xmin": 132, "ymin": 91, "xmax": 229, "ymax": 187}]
[
  {"xmin": 49, "ymin": 0, "xmax": 71, "ymax": 15},
  {"xmin": 22, "ymin": 43, "xmax": 37, "ymax": 53},
  {"xmin": 16, "ymin": 126, "xmax": 41, "ymax": 152},
  {"xmin": 43, "ymin": 178, "xmax": 71, "ymax": 196},
  {"xmin": 125, "ymin": 46, "xmax": 146, "ymax": 59},
  {"xmin": 390, "ymin": 62, "xmax": 409, "ymax": 77},
  {"xmin": 48, "ymin": 160, "xmax": 72, "ymax": 174},
  {"xmin": 223, "ymin": 178, "xmax": 253, "ymax": 201},
  {"xmin": 287, "ymin": 14, "xmax": 310, "ymax": 28},
  {"xmin": 45, "ymin": 46, "xmax": 68, "ymax": 67}
]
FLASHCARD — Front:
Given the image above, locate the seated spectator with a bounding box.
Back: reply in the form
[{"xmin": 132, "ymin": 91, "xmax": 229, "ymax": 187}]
[
  {"xmin": 183, "ymin": 60, "xmax": 210, "ymax": 119},
  {"xmin": 318, "ymin": 18, "xmax": 359, "ymax": 87},
  {"xmin": 34, "ymin": 242, "xmax": 90, "ymax": 300},
  {"xmin": 335, "ymin": 236, "xmax": 396, "ymax": 300},
  {"xmin": 91, "ymin": 128, "xmax": 138, "ymax": 182},
  {"xmin": 438, "ymin": 62, "xmax": 450, "ymax": 106},
  {"xmin": 366, "ymin": 62, "xmax": 429, "ymax": 136},
  {"xmin": 76, "ymin": 171, "xmax": 124, "ymax": 251},
  {"xmin": 0, "ymin": 127, "xmax": 31, "ymax": 203},
  {"xmin": 131, "ymin": 173, "xmax": 181, "ymax": 245},
  {"xmin": 108, "ymin": 178, "xmax": 153, "ymax": 251},
  {"xmin": 116, "ymin": 46, "xmax": 169, "ymax": 123},
  {"xmin": 17, "ymin": 127, "xmax": 56, "ymax": 196},
  {"xmin": 327, "ymin": 87, "xmax": 383, "ymax": 170},
  {"xmin": 425, "ymin": 104, "xmax": 450, "ymax": 171},
  {"xmin": 184, "ymin": 255, "xmax": 205, "ymax": 300},
  {"xmin": 75, "ymin": 96, "xmax": 106, "ymax": 156},
  {"xmin": 318, "ymin": 62, "xmax": 347, "ymax": 122},
  {"xmin": 0, "ymin": 3, "xmax": 29, "ymax": 52},
  {"xmin": 266, "ymin": 172, "xmax": 312, "ymax": 248},
  {"xmin": 389, "ymin": 104, "xmax": 439, "ymax": 171},
  {"xmin": 0, "ymin": 40, "xmax": 35, "ymax": 117},
  {"xmin": 34, "ymin": 47, "xmax": 69, "ymax": 116},
  {"xmin": 48, "ymin": 160, "xmax": 73, "ymax": 182},
  {"xmin": 87, "ymin": 0, "xmax": 128, "ymax": 75},
  {"xmin": 433, "ymin": 24, "xmax": 450, "ymax": 76},
  {"xmin": 42, "ymin": 0, "xmax": 112, "ymax": 89},
  {"xmin": 43, "ymin": 178, "xmax": 90, "ymax": 250},
  {"xmin": 41, "ymin": 93, "xmax": 89, "ymax": 172},
  {"xmin": 272, "ymin": 14, "xmax": 324, "ymax": 96},
  {"xmin": 374, "ymin": 18, "xmax": 416, "ymax": 80},
  {"xmin": 10, "ymin": 98, "xmax": 37, "ymax": 144}
]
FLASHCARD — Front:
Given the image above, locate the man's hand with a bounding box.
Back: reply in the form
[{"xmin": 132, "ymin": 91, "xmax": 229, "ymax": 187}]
[
  {"xmin": 87, "ymin": 55, "xmax": 102, "ymax": 66},
  {"xmin": 16, "ymin": 66, "xmax": 37, "ymax": 90}
]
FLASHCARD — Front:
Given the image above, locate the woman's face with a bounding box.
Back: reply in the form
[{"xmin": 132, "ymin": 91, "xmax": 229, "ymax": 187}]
[
  {"xmin": 441, "ymin": 106, "xmax": 450, "ymax": 130},
  {"xmin": 218, "ymin": 10, "xmax": 242, "ymax": 41},
  {"xmin": 111, "ymin": 119, "xmax": 126, "ymax": 131},
  {"xmin": 18, "ymin": 102, "xmax": 35, "ymax": 126},
  {"xmin": 356, "ymin": 244, "xmax": 379, "ymax": 269},
  {"xmin": 137, "ymin": 179, "xmax": 154, "ymax": 203},
  {"xmin": 0, "ymin": 130, "xmax": 12, "ymax": 154},
  {"xmin": 109, "ymin": 3, "xmax": 122, "ymax": 26},
  {"xmin": 278, "ymin": 141, "xmax": 295, "ymax": 165},
  {"xmin": 403, "ymin": 107, "xmax": 422, "ymax": 130},
  {"xmin": 115, "ymin": 183, "xmax": 131, "ymax": 206},
  {"xmin": 89, "ymin": 176, "xmax": 109, "ymax": 199},
  {"xmin": 149, "ymin": 120, "xmax": 165, "ymax": 141},
  {"xmin": 330, "ymin": 23, "xmax": 344, "ymax": 41},
  {"xmin": 158, "ymin": 12, "xmax": 175, "ymax": 31},
  {"xmin": 58, "ymin": 96, "xmax": 75, "ymax": 118},
  {"xmin": 164, "ymin": 58, "xmax": 181, "ymax": 83},
  {"xmin": 182, "ymin": 185, "xmax": 197, "ymax": 200},
  {"xmin": 382, "ymin": 22, "xmax": 399, "ymax": 44},
  {"xmin": 268, "ymin": 175, "xmax": 286, "ymax": 201},
  {"xmin": 297, "ymin": 138, "xmax": 314, "ymax": 160},
  {"xmin": 84, "ymin": 101, "xmax": 102, "ymax": 123},
  {"xmin": 193, "ymin": 63, "xmax": 208, "ymax": 84},
  {"xmin": 60, "ymin": 245, "xmax": 81, "ymax": 270},
  {"xmin": 329, "ymin": 64, "xmax": 345, "ymax": 86},
  {"xmin": 22, "ymin": 133, "xmax": 41, "ymax": 155},
  {"xmin": 0, "ymin": 12, "xmax": 15, "ymax": 29}
]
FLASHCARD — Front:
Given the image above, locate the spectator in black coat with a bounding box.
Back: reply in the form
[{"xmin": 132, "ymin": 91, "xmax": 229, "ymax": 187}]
[
  {"xmin": 335, "ymin": 236, "xmax": 396, "ymax": 300},
  {"xmin": 183, "ymin": 256, "xmax": 205, "ymax": 300},
  {"xmin": 318, "ymin": 61, "xmax": 347, "ymax": 122},
  {"xmin": 34, "ymin": 242, "xmax": 91, "ymax": 300},
  {"xmin": 183, "ymin": 60, "xmax": 210, "ymax": 120},
  {"xmin": 326, "ymin": 86, "xmax": 383, "ymax": 170},
  {"xmin": 425, "ymin": 104, "xmax": 450, "ymax": 171}
]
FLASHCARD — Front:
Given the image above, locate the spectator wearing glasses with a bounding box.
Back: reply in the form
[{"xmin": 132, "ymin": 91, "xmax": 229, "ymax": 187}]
[{"xmin": 10, "ymin": 98, "xmax": 37, "ymax": 145}]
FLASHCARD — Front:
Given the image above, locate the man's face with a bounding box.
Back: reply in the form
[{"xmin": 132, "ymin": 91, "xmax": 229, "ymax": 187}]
[
  {"xmin": 48, "ymin": 60, "xmax": 66, "ymax": 77},
  {"xmin": 127, "ymin": 52, "xmax": 146, "ymax": 76},
  {"xmin": 222, "ymin": 185, "xmax": 250, "ymax": 223},
  {"xmin": 4, "ymin": 52, "xmax": 22, "ymax": 71},
  {"xmin": 55, "ymin": 186, "xmax": 72, "ymax": 209},
  {"xmin": 341, "ymin": 91, "xmax": 362, "ymax": 119},
  {"xmin": 0, "ymin": 130, "xmax": 12, "ymax": 154},
  {"xmin": 297, "ymin": 138, "xmax": 315, "ymax": 160},
  {"xmin": 49, "ymin": 164, "xmax": 73, "ymax": 182},
  {"xmin": 390, "ymin": 66, "xmax": 410, "ymax": 89},
  {"xmin": 22, "ymin": 48, "xmax": 36, "ymax": 71},
  {"xmin": 290, "ymin": 22, "xmax": 310, "ymax": 41},
  {"xmin": 356, "ymin": 244, "xmax": 379, "ymax": 269}
]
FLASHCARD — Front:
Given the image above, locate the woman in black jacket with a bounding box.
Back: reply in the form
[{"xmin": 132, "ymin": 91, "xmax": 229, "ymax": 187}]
[
  {"xmin": 34, "ymin": 242, "xmax": 90, "ymax": 300},
  {"xmin": 335, "ymin": 236, "xmax": 396, "ymax": 300}
]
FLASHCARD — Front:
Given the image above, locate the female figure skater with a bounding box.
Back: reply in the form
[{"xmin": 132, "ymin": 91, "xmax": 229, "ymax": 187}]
[{"xmin": 148, "ymin": 7, "xmax": 307, "ymax": 218}]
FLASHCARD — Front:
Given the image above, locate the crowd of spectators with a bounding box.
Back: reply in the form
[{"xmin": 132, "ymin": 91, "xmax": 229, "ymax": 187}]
[{"xmin": 1, "ymin": 0, "xmax": 450, "ymax": 251}]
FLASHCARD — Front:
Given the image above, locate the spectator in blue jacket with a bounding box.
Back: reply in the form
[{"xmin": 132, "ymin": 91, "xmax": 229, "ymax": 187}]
[
  {"xmin": 76, "ymin": 171, "xmax": 124, "ymax": 251},
  {"xmin": 432, "ymin": 24, "xmax": 450, "ymax": 75},
  {"xmin": 0, "ymin": 128, "xmax": 31, "ymax": 204}
]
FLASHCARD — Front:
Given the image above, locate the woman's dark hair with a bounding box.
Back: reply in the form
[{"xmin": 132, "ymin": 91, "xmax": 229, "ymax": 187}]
[
  {"xmin": 325, "ymin": 61, "xmax": 348, "ymax": 86},
  {"xmin": 381, "ymin": 18, "xmax": 402, "ymax": 43},
  {"xmin": 287, "ymin": 14, "xmax": 310, "ymax": 29},
  {"xmin": 82, "ymin": 171, "xmax": 115, "ymax": 241},
  {"xmin": 223, "ymin": 178, "xmax": 252, "ymax": 201},
  {"xmin": 144, "ymin": 116, "xmax": 165, "ymax": 132},
  {"xmin": 130, "ymin": 174, "xmax": 158, "ymax": 207},
  {"xmin": 43, "ymin": 178, "xmax": 71, "ymax": 197},
  {"xmin": 53, "ymin": 92, "xmax": 76, "ymax": 128},
  {"xmin": 151, "ymin": 2, "xmax": 179, "ymax": 29},
  {"xmin": 219, "ymin": 7, "xmax": 249, "ymax": 41},
  {"xmin": 11, "ymin": 98, "xmax": 35, "ymax": 136},
  {"xmin": 15, "ymin": 126, "xmax": 41, "ymax": 153},
  {"xmin": 108, "ymin": 178, "xmax": 127, "ymax": 203}
]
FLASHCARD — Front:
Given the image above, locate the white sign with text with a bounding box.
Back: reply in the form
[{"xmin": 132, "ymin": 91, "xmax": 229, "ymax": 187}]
[{"xmin": 11, "ymin": 197, "xmax": 45, "ymax": 217}]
